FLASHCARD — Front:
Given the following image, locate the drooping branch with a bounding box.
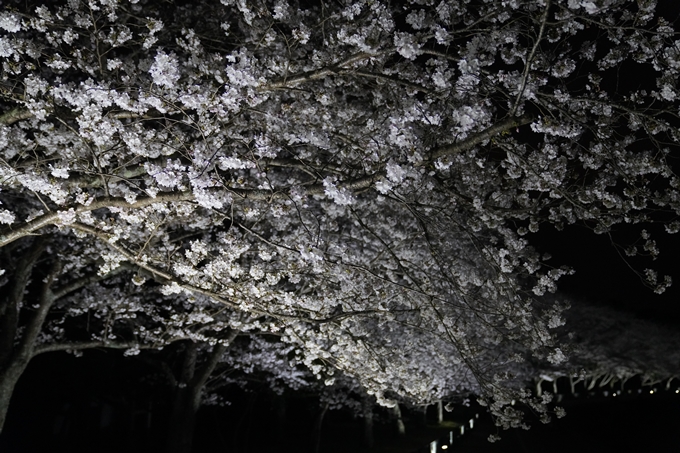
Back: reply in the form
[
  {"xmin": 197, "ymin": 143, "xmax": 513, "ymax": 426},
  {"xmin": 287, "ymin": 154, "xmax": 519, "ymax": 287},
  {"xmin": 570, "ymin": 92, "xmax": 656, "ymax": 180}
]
[
  {"xmin": 68, "ymin": 222, "xmax": 392, "ymax": 325},
  {"xmin": 68, "ymin": 222, "xmax": 292, "ymax": 320}
]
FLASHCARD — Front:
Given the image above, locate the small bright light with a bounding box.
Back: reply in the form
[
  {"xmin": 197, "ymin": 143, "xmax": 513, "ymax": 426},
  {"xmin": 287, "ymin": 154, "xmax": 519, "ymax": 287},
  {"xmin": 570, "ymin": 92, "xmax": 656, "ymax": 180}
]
[
  {"xmin": 675, "ymin": 390, "xmax": 679, "ymax": 394},
  {"xmin": 441, "ymin": 446, "xmax": 449, "ymax": 450},
  {"xmin": 650, "ymin": 390, "xmax": 654, "ymax": 394},
  {"xmin": 613, "ymin": 393, "xmax": 616, "ymax": 397}
]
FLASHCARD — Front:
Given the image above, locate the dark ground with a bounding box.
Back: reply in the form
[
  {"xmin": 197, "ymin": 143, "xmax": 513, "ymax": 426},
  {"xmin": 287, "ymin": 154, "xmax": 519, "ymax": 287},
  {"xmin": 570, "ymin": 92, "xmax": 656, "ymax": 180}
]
[
  {"xmin": 3, "ymin": 349, "xmax": 680, "ymax": 453},
  {"xmin": 429, "ymin": 393, "xmax": 680, "ymax": 453}
]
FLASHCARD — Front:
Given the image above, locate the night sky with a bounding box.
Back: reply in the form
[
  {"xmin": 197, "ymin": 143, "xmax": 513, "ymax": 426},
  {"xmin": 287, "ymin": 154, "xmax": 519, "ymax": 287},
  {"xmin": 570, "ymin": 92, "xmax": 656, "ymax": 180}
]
[{"xmin": 531, "ymin": 221, "xmax": 680, "ymax": 324}]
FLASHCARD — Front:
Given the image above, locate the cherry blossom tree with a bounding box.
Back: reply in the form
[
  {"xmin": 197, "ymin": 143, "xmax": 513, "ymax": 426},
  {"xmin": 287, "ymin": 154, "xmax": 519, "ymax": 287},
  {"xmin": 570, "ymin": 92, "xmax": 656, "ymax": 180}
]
[
  {"xmin": 1, "ymin": 0, "xmax": 680, "ymax": 441},
  {"xmin": 535, "ymin": 298, "xmax": 680, "ymax": 397},
  {"xmin": 0, "ymin": 232, "xmax": 245, "ymax": 434}
]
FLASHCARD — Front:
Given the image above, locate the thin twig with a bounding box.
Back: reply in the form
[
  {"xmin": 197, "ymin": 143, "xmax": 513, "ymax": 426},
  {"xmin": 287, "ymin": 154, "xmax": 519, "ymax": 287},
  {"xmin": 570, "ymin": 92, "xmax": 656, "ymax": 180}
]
[{"xmin": 510, "ymin": 0, "xmax": 551, "ymax": 116}]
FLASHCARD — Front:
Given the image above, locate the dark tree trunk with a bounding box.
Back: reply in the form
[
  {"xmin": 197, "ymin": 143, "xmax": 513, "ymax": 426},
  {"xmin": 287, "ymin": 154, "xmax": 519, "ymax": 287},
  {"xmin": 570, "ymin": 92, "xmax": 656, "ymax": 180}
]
[
  {"xmin": 535, "ymin": 378, "xmax": 544, "ymax": 396},
  {"xmin": 165, "ymin": 334, "xmax": 235, "ymax": 453},
  {"xmin": 362, "ymin": 397, "xmax": 374, "ymax": 448},
  {"xmin": 166, "ymin": 399, "xmax": 194, "ymax": 452},
  {"xmin": 275, "ymin": 395, "xmax": 287, "ymax": 443},
  {"xmin": 0, "ymin": 360, "xmax": 29, "ymax": 433},
  {"xmin": 419, "ymin": 405, "xmax": 427, "ymax": 426},
  {"xmin": 0, "ymin": 239, "xmax": 49, "ymax": 434},
  {"xmin": 166, "ymin": 381, "xmax": 201, "ymax": 453},
  {"xmin": 311, "ymin": 402, "xmax": 329, "ymax": 453},
  {"xmin": 393, "ymin": 403, "xmax": 406, "ymax": 437}
]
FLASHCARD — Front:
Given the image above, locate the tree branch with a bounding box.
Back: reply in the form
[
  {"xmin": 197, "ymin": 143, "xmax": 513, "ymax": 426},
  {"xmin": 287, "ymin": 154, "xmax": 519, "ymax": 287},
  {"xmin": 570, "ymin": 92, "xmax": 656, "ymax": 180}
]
[
  {"xmin": 52, "ymin": 263, "xmax": 132, "ymax": 300},
  {"xmin": 0, "ymin": 238, "xmax": 47, "ymax": 366},
  {"xmin": 65, "ymin": 165, "xmax": 150, "ymax": 189},
  {"xmin": 69, "ymin": 222, "xmax": 386, "ymax": 325},
  {"xmin": 0, "ymin": 108, "xmax": 33, "ymax": 125},
  {"xmin": 0, "ymin": 192, "xmax": 194, "ymax": 248},
  {"xmin": 510, "ymin": 0, "xmax": 551, "ymax": 116},
  {"xmin": 14, "ymin": 259, "xmax": 61, "ymax": 361},
  {"xmin": 0, "ymin": 108, "xmax": 154, "ymax": 126},
  {"xmin": 190, "ymin": 329, "xmax": 239, "ymax": 391},
  {"xmin": 430, "ymin": 116, "xmax": 533, "ymax": 161},
  {"xmin": 0, "ymin": 113, "xmax": 531, "ymax": 251},
  {"xmin": 32, "ymin": 340, "xmax": 170, "ymax": 357},
  {"xmin": 262, "ymin": 52, "xmax": 382, "ymax": 90},
  {"xmin": 339, "ymin": 69, "xmax": 432, "ymax": 94}
]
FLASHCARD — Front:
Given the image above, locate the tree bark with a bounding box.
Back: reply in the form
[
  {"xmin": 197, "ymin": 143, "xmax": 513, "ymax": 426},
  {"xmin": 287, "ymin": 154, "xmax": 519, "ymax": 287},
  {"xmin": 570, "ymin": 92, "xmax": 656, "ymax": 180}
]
[
  {"xmin": 586, "ymin": 375, "xmax": 598, "ymax": 391},
  {"xmin": 0, "ymin": 360, "xmax": 30, "ymax": 433}
]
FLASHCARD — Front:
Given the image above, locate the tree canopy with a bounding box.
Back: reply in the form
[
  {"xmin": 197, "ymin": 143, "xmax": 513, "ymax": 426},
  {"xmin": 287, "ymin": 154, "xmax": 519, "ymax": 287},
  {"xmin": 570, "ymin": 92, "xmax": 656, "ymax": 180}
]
[{"xmin": 1, "ymin": 0, "xmax": 680, "ymax": 438}]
